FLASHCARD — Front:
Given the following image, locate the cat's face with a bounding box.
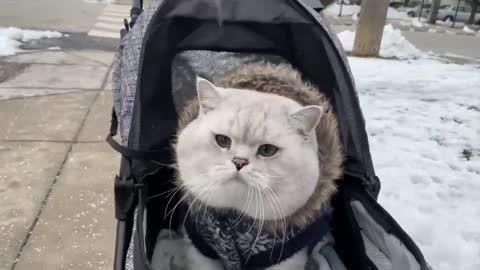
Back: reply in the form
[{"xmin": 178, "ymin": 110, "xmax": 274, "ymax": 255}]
[{"xmin": 175, "ymin": 78, "xmax": 323, "ymax": 220}]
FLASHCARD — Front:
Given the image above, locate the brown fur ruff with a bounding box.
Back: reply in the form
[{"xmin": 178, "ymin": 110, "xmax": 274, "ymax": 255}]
[{"xmin": 176, "ymin": 63, "xmax": 343, "ymax": 230}]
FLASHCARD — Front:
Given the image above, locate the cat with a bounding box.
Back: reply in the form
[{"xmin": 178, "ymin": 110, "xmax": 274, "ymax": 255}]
[{"xmin": 153, "ymin": 63, "xmax": 343, "ymax": 270}]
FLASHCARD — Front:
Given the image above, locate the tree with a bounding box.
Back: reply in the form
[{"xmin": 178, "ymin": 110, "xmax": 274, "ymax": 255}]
[
  {"xmin": 467, "ymin": 0, "xmax": 479, "ymax": 25},
  {"xmin": 427, "ymin": 0, "xmax": 441, "ymax": 24},
  {"xmin": 352, "ymin": 0, "xmax": 389, "ymax": 57}
]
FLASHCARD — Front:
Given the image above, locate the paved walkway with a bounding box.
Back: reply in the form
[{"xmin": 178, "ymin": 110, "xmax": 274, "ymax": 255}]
[
  {"xmin": 88, "ymin": 4, "xmax": 130, "ymax": 39},
  {"xmin": 0, "ymin": 49, "xmax": 118, "ymax": 270}
]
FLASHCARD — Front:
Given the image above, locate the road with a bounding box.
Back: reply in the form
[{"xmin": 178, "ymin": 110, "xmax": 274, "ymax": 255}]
[
  {"xmin": 332, "ymin": 24, "xmax": 480, "ymax": 61},
  {"xmin": 402, "ymin": 30, "xmax": 480, "ymax": 60}
]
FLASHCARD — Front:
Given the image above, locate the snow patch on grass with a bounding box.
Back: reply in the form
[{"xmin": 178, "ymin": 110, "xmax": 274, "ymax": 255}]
[
  {"xmin": 463, "ymin": 25, "xmax": 477, "ymax": 33},
  {"xmin": 338, "ymin": 24, "xmax": 423, "ymax": 59},
  {"xmin": 350, "ymin": 56, "xmax": 480, "ymax": 270},
  {"xmin": 0, "ymin": 27, "xmax": 64, "ymax": 56}
]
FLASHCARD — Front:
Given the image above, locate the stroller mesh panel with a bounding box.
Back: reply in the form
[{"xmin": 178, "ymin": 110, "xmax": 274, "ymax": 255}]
[{"xmin": 171, "ymin": 50, "xmax": 288, "ymax": 111}]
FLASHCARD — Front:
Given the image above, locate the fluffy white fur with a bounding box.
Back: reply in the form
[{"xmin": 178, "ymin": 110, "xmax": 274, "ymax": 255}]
[
  {"xmin": 168, "ymin": 78, "xmax": 324, "ymax": 270},
  {"xmin": 176, "ymin": 78, "xmax": 323, "ymax": 220}
]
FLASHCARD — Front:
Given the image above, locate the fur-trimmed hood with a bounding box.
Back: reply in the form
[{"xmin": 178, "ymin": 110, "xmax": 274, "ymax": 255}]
[{"xmin": 176, "ymin": 62, "xmax": 344, "ymax": 229}]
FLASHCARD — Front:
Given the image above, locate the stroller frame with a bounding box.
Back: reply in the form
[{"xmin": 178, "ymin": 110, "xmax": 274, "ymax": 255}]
[{"xmin": 107, "ymin": 1, "xmax": 429, "ymax": 270}]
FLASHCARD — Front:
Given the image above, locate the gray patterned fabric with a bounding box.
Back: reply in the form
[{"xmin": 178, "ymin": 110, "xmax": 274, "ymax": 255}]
[
  {"xmin": 183, "ymin": 207, "xmax": 303, "ymax": 270},
  {"xmin": 112, "ymin": 0, "xmax": 162, "ymax": 145}
]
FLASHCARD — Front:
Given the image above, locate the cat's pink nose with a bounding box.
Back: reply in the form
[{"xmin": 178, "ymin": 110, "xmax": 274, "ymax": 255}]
[{"xmin": 232, "ymin": 157, "xmax": 249, "ymax": 171}]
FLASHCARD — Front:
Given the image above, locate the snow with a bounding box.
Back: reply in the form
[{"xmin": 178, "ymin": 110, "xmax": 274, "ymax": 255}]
[
  {"xmin": 325, "ymin": 4, "xmax": 410, "ymax": 20},
  {"xmin": 338, "ymin": 24, "xmax": 423, "ymax": 59},
  {"xmin": 0, "ymin": 27, "xmax": 63, "ymax": 57},
  {"xmin": 463, "ymin": 26, "xmax": 477, "ymax": 33},
  {"xmin": 324, "ymin": 3, "xmax": 360, "ymax": 17},
  {"xmin": 386, "ymin": 7, "xmax": 410, "ymax": 20},
  {"xmin": 411, "ymin": 18, "xmax": 426, "ymax": 28},
  {"xmin": 349, "ymin": 56, "xmax": 480, "ymax": 270}
]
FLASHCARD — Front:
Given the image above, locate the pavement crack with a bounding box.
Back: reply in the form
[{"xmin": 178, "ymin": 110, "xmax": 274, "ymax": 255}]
[{"xmin": 10, "ymin": 62, "xmax": 114, "ymax": 270}]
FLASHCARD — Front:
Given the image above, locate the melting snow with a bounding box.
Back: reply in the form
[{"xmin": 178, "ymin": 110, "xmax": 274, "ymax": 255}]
[
  {"xmin": 0, "ymin": 27, "xmax": 63, "ymax": 57},
  {"xmin": 463, "ymin": 26, "xmax": 477, "ymax": 34},
  {"xmin": 350, "ymin": 56, "xmax": 480, "ymax": 270},
  {"xmin": 338, "ymin": 24, "xmax": 423, "ymax": 59}
]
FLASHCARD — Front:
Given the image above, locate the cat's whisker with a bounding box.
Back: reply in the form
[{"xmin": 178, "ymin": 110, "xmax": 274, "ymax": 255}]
[
  {"xmin": 243, "ymin": 186, "xmax": 260, "ymax": 260},
  {"xmin": 167, "ymin": 189, "xmax": 193, "ymax": 236},
  {"xmin": 254, "ymin": 188, "xmax": 266, "ymax": 258},
  {"xmin": 243, "ymin": 187, "xmax": 259, "ymax": 256},
  {"xmin": 149, "ymin": 160, "xmax": 177, "ymax": 169},
  {"xmin": 232, "ymin": 185, "xmax": 252, "ymax": 226},
  {"xmin": 183, "ymin": 181, "xmax": 214, "ymax": 227},
  {"xmin": 266, "ymin": 186, "xmax": 287, "ymax": 263},
  {"xmin": 165, "ymin": 187, "xmax": 193, "ymax": 219},
  {"xmin": 196, "ymin": 181, "xmax": 218, "ymax": 226},
  {"xmin": 252, "ymin": 169, "xmax": 283, "ymax": 179},
  {"xmin": 263, "ymin": 188, "xmax": 280, "ymax": 260},
  {"xmin": 232, "ymin": 185, "xmax": 254, "ymax": 228},
  {"xmin": 148, "ymin": 185, "xmax": 182, "ymax": 200},
  {"xmin": 164, "ymin": 185, "xmax": 188, "ymax": 218}
]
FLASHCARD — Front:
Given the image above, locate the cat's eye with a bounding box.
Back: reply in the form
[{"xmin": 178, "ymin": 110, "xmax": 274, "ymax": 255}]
[
  {"xmin": 257, "ymin": 144, "xmax": 278, "ymax": 157},
  {"xmin": 215, "ymin": 134, "xmax": 232, "ymax": 149}
]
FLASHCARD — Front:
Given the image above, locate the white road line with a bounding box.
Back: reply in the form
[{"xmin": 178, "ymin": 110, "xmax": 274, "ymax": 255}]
[
  {"xmin": 97, "ymin": 16, "xmax": 124, "ymax": 23},
  {"xmin": 104, "ymin": 5, "xmax": 130, "ymax": 13},
  {"xmin": 88, "ymin": 4, "xmax": 129, "ymax": 39},
  {"xmin": 94, "ymin": 22, "xmax": 123, "ymax": 31},
  {"xmin": 102, "ymin": 12, "xmax": 126, "ymax": 18},
  {"xmin": 88, "ymin": 29, "xmax": 120, "ymax": 39}
]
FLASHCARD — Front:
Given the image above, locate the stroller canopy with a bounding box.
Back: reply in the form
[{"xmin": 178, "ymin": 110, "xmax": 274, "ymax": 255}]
[
  {"xmin": 109, "ymin": 1, "xmax": 428, "ymax": 270},
  {"xmin": 117, "ymin": 0, "xmax": 378, "ymax": 189}
]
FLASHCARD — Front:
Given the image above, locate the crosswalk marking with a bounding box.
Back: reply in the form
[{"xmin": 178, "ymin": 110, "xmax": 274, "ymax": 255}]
[
  {"xmin": 97, "ymin": 16, "xmax": 123, "ymax": 23},
  {"xmin": 88, "ymin": 29, "xmax": 121, "ymax": 39},
  {"xmin": 102, "ymin": 12, "xmax": 126, "ymax": 18},
  {"xmin": 88, "ymin": 4, "xmax": 130, "ymax": 39}
]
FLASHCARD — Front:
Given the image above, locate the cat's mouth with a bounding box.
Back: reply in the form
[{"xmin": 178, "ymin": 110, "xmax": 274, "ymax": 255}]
[{"xmin": 222, "ymin": 172, "xmax": 249, "ymax": 186}]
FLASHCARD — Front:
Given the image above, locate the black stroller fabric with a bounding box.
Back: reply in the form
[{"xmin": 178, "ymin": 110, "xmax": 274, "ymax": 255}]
[{"xmin": 108, "ymin": 0, "xmax": 431, "ymax": 270}]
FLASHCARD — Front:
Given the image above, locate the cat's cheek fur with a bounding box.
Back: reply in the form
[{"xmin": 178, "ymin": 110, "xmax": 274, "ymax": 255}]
[{"xmin": 272, "ymin": 152, "xmax": 319, "ymax": 217}]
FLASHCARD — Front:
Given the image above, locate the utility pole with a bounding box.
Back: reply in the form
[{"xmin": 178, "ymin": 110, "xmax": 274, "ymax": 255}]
[{"xmin": 352, "ymin": 0, "xmax": 389, "ymax": 57}]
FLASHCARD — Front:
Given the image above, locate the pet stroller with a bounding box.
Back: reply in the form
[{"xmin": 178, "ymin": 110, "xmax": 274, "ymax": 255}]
[{"xmin": 107, "ymin": 0, "xmax": 431, "ymax": 269}]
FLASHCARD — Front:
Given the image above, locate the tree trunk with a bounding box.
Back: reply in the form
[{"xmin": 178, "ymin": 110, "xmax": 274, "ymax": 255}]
[
  {"xmin": 352, "ymin": 0, "xmax": 389, "ymax": 57},
  {"xmin": 428, "ymin": 0, "xmax": 441, "ymax": 24},
  {"xmin": 467, "ymin": 0, "xmax": 479, "ymax": 25}
]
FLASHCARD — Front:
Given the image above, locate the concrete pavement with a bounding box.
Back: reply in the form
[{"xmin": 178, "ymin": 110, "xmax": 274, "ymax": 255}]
[
  {"xmin": 0, "ymin": 0, "xmax": 105, "ymax": 33},
  {"xmin": 0, "ymin": 49, "xmax": 118, "ymax": 270}
]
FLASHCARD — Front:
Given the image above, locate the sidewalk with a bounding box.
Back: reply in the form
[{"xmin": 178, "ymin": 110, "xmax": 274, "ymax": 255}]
[{"xmin": 0, "ymin": 49, "xmax": 118, "ymax": 270}]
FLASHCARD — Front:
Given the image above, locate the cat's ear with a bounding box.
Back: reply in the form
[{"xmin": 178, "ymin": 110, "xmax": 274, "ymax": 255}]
[
  {"xmin": 196, "ymin": 77, "xmax": 221, "ymax": 114},
  {"xmin": 289, "ymin": 105, "xmax": 323, "ymax": 137}
]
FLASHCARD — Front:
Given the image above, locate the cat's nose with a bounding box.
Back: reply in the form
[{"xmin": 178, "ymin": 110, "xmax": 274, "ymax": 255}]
[{"xmin": 232, "ymin": 157, "xmax": 249, "ymax": 171}]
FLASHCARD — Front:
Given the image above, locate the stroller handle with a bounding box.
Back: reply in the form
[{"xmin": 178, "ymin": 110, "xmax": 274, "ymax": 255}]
[{"xmin": 128, "ymin": 0, "xmax": 143, "ymax": 28}]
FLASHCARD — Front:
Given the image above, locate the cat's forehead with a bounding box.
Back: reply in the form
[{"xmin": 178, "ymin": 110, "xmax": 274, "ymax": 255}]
[
  {"xmin": 218, "ymin": 88, "xmax": 301, "ymax": 110},
  {"xmin": 208, "ymin": 88, "xmax": 301, "ymax": 141}
]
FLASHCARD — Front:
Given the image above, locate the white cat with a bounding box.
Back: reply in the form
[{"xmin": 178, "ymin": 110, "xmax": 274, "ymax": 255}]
[
  {"xmin": 177, "ymin": 78, "xmax": 323, "ymax": 221},
  {"xmin": 152, "ymin": 63, "xmax": 343, "ymax": 270}
]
